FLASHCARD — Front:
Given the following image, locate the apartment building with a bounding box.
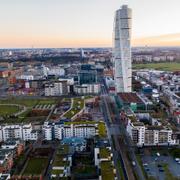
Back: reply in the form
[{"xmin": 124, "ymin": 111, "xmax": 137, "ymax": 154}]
[
  {"xmin": 45, "ymin": 81, "xmax": 68, "ymax": 96},
  {"xmin": 74, "ymin": 84, "xmax": 101, "ymax": 95},
  {"xmin": 43, "ymin": 122, "xmax": 97, "ymax": 141},
  {"xmin": 0, "ymin": 124, "xmax": 38, "ymax": 142},
  {"xmin": 127, "ymin": 120, "xmax": 178, "ymax": 146}
]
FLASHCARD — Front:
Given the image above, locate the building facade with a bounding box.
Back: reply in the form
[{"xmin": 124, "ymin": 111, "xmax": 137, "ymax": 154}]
[
  {"xmin": 43, "ymin": 122, "xmax": 97, "ymax": 141},
  {"xmin": 114, "ymin": 5, "xmax": 132, "ymax": 93},
  {"xmin": 126, "ymin": 120, "xmax": 178, "ymax": 146},
  {"xmin": 45, "ymin": 81, "xmax": 68, "ymax": 96},
  {"xmin": 0, "ymin": 124, "xmax": 38, "ymax": 142}
]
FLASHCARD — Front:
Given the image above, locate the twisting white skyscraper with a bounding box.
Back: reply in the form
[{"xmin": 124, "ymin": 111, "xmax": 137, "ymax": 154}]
[{"xmin": 114, "ymin": 5, "xmax": 132, "ymax": 93}]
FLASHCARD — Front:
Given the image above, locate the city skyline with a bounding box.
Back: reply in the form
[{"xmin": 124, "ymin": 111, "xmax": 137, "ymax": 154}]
[{"xmin": 1, "ymin": 0, "xmax": 180, "ymax": 48}]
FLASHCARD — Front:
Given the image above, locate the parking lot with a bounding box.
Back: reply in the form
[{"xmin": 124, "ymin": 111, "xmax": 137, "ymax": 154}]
[{"xmin": 140, "ymin": 150, "xmax": 180, "ymax": 180}]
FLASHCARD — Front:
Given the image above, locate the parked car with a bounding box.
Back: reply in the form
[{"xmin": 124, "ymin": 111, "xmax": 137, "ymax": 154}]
[
  {"xmin": 159, "ymin": 168, "xmax": 164, "ymax": 172},
  {"xmin": 132, "ymin": 161, "xmax": 136, "ymax": 166}
]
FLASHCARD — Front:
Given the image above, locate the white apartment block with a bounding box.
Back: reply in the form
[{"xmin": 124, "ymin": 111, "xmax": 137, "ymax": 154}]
[
  {"xmin": 0, "ymin": 124, "xmax": 38, "ymax": 142},
  {"xmin": 127, "ymin": 120, "xmax": 178, "ymax": 147},
  {"xmin": 74, "ymin": 84, "xmax": 101, "ymax": 95},
  {"xmin": 43, "ymin": 123, "xmax": 52, "ymax": 141},
  {"xmin": 18, "ymin": 75, "xmax": 34, "ymax": 81},
  {"xmin": 43, "ymin": 122, "xmax": 97, "ymax": 141},
  {"xmin": 45, "ymin": 81, "xmax": 68, "ymax": 96}
]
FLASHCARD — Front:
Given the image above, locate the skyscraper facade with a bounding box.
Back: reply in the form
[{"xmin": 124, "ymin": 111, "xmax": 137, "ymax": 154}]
[{"xmin": 114, "ymin": 5, "xmax": 132, "ymax": 93}]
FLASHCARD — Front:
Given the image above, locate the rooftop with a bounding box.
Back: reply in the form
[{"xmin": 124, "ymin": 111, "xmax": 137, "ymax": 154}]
[{"xmin": 118, "ymin": 93, "xmax": 143, "ymax": 104}]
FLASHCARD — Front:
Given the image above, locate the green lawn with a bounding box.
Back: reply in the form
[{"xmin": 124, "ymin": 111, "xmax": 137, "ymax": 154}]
[
  {"xmin": 133, "ymin": 62, "xmax": 180, "ymax": 71},
  {"xmin": 37, "ymin": 99, "xmax": 56, "ymax": 105},
  {"xmin": 74, "ymin": 165, "xmax": 97, "ymax": 175},
  {"xmin": 0, "ymin": 97, "xmax": 57, "ymax": 124},
  {"xmin": 101, "ymin": 161, "xmax": 115, "ymax": 180},
  {"xmin": 98, "ymin": 122, "xmax": 107, "ymax": 138},
  {"xmin": 51, "ymin": 169, "xmax": 64, "ymax": 175},
  {"xmin": 0, "ymin": 98, "xmax": 57, "ymax": 107},
  {"xmin": 0, "ymin": 98, "xmax": 37, "ymax": 107},
  {"xmin": 0, "ymin": 105, "xmax": 20, "ymax": 116},
  {"xmin": 23, "ymin": 158, "xmax": 49, "ymax": 175},
  {"xmin": 63, "ymin": 98, "xmax": 84, "ymax": 119},
  {"xmin": 117, "ymin": 160, "xmax": 125, "ymax": 180}
]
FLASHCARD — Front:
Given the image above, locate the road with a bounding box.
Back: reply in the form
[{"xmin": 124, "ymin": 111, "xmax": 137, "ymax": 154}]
[
  {"xmin": 100, "ymin": 79, "xmax": 145, "ymax": 180},
  {"xmin": 101, "ymin": 95, "xmax": 133, "ymax": 180}
]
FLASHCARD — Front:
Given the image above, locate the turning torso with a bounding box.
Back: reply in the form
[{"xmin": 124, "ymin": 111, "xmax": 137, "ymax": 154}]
[{"xmin": 114, "ymin": 5, "xmax": 132, "ymax": 93}]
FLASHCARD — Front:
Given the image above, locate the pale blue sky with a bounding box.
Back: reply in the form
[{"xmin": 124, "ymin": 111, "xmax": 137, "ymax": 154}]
[{"xmin": 0, "ymin": 0, "xmax": 180, "ymax": 48}]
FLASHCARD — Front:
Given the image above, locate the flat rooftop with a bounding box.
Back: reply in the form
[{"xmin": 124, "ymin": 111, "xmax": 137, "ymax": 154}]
[{"xmin": 118, "ymin": 93, "xmax": 143, "ymax": 104}]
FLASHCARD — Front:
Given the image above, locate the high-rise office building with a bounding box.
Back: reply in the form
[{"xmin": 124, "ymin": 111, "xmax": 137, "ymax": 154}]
[
  {"xmin": 114, "ymin": 5, "xmax": 132, "ymax": 93},
  {"xmin": 78, "ymin": 64, "xmax": 97, "ymax": 85}
]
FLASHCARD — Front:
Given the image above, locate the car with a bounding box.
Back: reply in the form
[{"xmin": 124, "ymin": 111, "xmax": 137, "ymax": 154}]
[
  {"xmin": 157, "ymin": 164, "xmax": 162, "ymax": 168},
  {"xmin": 178, "ymin": 161, "xmax": 180, "ymax": 164},
  {"xmin": 143, "ymin": 163, "xmax": 148, "ymax": 166},
  {"xmin": 132, "ymin": 161, "xmax": 136, "ymax": 166},
  {"xmin": 156, "ymin": 152, "xmax": 160, "ymax": 157},
  {"xmin": 175, "ymin": 158, "xmax": 180, "ymax": 162},
  {"xmin": 159, "ymin": 168, "xmax": 164, "ymax": 172},
  {"xmin": 145, "ymin": 168, "xmax": 150, "ymax": 171}
]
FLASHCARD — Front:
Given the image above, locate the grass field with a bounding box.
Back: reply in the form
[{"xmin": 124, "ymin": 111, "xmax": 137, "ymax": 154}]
[
  {"xmin": 23, "ymin": 158, "xmax": 49, "ymax": 175},
  {"xmin": 63, "ymin": 98, "xmax": 84, "ymax": 119},
  {"xmin": 133, "ymin": 62, "xmax": 180, "ymax": 71},
  {"xmin": 0, "ymin": 98, "xmax": 57, "ymax": 107},
  {"xmin": 101, "ymin": 161, "xmax": 115, "ymax": 180},
  {"xmin": 98, "ymin": 122, "xmax": 107, "ymax": 138},
  {"xmin": 0, "ymin": 97, "xmax": 57, "ymax": 124},
  {"xmin": 0, "ymin": 98, "xmax": 37, "ymax": 107},
  {"xmin": 0, "ymin": 105, "xmax": 20, "ymax": 116},
  {"xmin": 37, "ymin": 99, "xmax": 56, "ymax": 105}
]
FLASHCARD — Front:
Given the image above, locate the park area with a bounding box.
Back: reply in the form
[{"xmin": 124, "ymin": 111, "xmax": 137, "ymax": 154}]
[
  {"xmin": 63, "ymin": 97, "xmax": 84, "ymax": 119},
  {"xmin": 0, "ymin": 97, "xmax": 58, "ymax": 124},
  {"xmin": 0, "ymin": 105, "xmax": 20, "ymax": 116},
  {"xmin": 133, "ymin": 62, "xmax": 180, "ymax": 71},
  {"xmin": 22, "ymin": 158, "xmax": 49, "ymax": 176}
]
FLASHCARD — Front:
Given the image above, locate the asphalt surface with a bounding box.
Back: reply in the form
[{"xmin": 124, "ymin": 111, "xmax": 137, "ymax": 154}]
[{"xmin": 100, "ymin": 80, "xmax": 145, "ymax": 180}]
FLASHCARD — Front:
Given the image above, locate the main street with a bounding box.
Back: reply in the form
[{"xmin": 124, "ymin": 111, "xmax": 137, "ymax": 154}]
[{"xmin": 100, "ymin": 81, "xmax": 145, "ymax": 180}]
